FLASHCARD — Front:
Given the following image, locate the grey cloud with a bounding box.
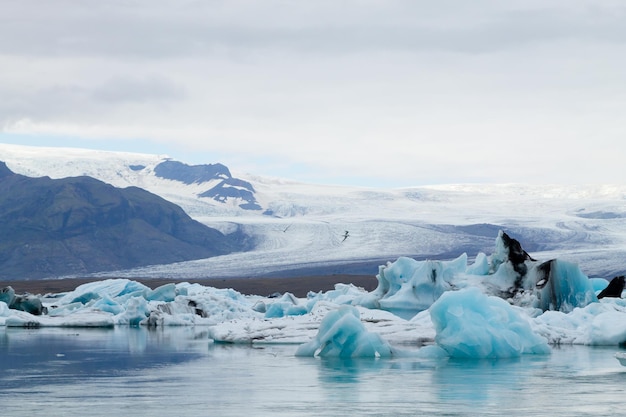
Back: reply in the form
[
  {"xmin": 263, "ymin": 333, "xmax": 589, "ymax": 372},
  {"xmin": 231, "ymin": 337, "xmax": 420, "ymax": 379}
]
[
  {"xmin": 92, "ymin": 76, "xmax": 186, "ymax": 103},
  {"xmin": 0, "ymin": 84, "xmax": 89, "ymax": 122},
  {"xmin": 2, "ymin": 1, "xmax": 626, "ymax": 59},
  {"xmin": 0, "ymin": 75, "xmax": 185, "ymax": 125}
]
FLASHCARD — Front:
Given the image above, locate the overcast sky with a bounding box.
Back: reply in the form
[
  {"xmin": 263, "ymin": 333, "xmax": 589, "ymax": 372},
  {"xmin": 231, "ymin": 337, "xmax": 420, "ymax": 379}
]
[{"xmin": 1, "ymin": 0, "xmax": 625, "ymax": 187}]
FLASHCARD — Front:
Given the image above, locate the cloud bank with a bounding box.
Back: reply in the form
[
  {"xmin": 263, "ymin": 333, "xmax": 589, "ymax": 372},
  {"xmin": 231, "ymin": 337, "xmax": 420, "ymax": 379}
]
[{"xmin": 2, "ymin": 0, "xmax": 625, "ymax": 186}]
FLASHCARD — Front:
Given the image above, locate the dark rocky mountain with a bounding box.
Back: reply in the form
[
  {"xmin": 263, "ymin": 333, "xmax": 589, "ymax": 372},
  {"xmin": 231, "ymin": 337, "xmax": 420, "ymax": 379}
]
[
  {"xmin": 153, "ymin": 160, "xmax": 262, "ymax": 210},
  {"xmin": 0, "ymin": 162, "xmax": 250, "ymax": 280}
]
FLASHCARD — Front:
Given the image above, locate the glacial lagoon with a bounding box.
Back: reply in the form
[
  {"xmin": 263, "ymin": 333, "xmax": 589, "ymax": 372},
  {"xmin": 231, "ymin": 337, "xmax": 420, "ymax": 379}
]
[{"xmin": 2, "ymin": 327, "xmax": 625, "ymax": 417}]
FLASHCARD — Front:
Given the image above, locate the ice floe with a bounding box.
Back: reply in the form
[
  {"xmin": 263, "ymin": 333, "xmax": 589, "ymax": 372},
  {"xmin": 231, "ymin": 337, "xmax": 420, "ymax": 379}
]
[{"xmin": 3, "ymin": 231, "xmax": 626, "ymax": 359}]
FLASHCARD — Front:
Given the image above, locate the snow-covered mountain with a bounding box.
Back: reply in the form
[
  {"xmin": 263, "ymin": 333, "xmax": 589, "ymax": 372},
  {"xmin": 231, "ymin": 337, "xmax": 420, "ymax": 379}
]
[{"xmin": 1, "ymin": 143, "xmax": 625, "ymax": 280}]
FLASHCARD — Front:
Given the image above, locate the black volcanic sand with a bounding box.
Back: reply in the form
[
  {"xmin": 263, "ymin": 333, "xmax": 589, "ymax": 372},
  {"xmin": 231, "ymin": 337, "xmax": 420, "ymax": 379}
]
[{"xmin": 1, "ymin": 275, "xmax": 378, "ymax": 298}]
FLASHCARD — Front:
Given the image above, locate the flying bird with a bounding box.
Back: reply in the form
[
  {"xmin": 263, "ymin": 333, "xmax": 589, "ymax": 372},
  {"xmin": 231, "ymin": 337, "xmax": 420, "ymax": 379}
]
[{"xmin": 341, "ymin": 230, "xmax": 350, "ymax": 242}]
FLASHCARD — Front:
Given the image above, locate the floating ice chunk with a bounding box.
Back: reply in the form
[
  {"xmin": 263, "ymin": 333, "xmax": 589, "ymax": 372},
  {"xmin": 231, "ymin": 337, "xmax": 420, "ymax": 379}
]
[
  {"xmin": 466, "ymin": 252, "xmax": 490, "ymax": 275},
  {"xmin": 114, "ymin": 297, "xmax": 151, "ymax": 325},
  {"xmin": 0, "ymin": 287, "xmax": 15, "ymax": 306},
  {"xmin": 362, "ymin": 255, "xmax": 466, "ymax": 318},
  {"xmin": 534, "ymin": 260, "xmax": 597, "ymax": 313},
  {"xmin": 483, "ymin": 261, "xmax": 519, "ymax": 294},
  {"xmin": 11, "ymin": 294, "xmax": 45, "ymax": 315},
  {"xmin": 588, "ymin": 311, "xmax": 626, "ymax": 345},
  {"xmin": 0, "ymin": 301, "xmax": 9, "ymax": 317},
  {"xmin": 529, "ymin": 299, "xmax": 626, "ymax": 345},
  {"xmin": 47, "ymin": 302, "xmax": 86, "ymax": 317},
  {"xmin": 264, "ymin": 302, "xmax": 307, "ymax": 318},
  {"xmin": 251, "ymin": 300, "xmax": 267, "ymax": 313},
  {"xmin": 415, "ymin": 344, "xmax": 450, "ymax": 359},
  {"xmin": 306, "ymin": 283, "xmax": 371, "ymax": 308},
  {"xmin": 118, "ymin": 280, "xmax": 151, "ymax": 298},
  {"xmin": 590, "ymin": 278, "xmax": 609, "ymax": 293},
  {"xmin": 5, "ymin": 309, "xmax": 115, "ymax": 327},
  {"xmin": 446, "ymin": 253, "xmax": 469, "ymax": 275},
  {"xmin": 146, "ymin": 283, "xmax": 177, "ymax": 302},
  {"xmin": 0, "ymin": 286, "xmax": 45, "ymax": 315},
  {"xmin": 264, "ymin": 293, "xmax": 307, "ymax": 318},
  {"xmin": 71, "ymin": 291, "xmax": 100, "ymax": 304},
  {"xmin": 375, "ymin": 257, "xmax": 418, "ymax": 298},
  {"xmin": 209, "ymin": 303, "xmax": 330, "ymax": 345},
  {"xmin": 92, "ymin": 295, "xmax": 124, "ymax": 315},
  {"xmin": 429, "ymin": 287, "xmax": 550, "ymax": 358},
  {"xmin": 490, "ymin": 231, "xmax": 509, "ymax": 272},
  {"xmin": 295, "ymin": 305, "xmax": 393, "ymax": 358},
  {"xmin": 57, "ymin": 279, "xmax": 150, "ymax": 305}
]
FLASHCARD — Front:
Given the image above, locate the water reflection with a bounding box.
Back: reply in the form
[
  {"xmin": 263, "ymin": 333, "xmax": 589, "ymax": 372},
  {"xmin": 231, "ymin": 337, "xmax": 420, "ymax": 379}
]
[
  {"xmin": 2, "ymin": 328, "xmax": 626, "ymax": 417},
  {"xmin": 0, "ymin": 327, "xmax": 207, "ymax": 390},
  {"xmin": 313, "ymin": 357, "xmax": 389, "ymax": 384}
]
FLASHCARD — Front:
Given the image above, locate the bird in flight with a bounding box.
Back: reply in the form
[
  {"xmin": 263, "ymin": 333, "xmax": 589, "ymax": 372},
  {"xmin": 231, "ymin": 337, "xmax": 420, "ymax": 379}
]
[{"xmin": 341, "ymin": 230, "xmax": 350, "ymax": 242}]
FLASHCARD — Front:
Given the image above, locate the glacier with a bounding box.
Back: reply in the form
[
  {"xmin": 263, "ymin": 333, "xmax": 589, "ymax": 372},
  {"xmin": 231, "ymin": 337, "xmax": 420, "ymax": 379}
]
[
  {"xmin": 2, "ymin": 231, "xmax": 626, "ymax": 360},
  {"xmin": 3, "ymin": 143, "xmax": 626, "ymax": 283}
]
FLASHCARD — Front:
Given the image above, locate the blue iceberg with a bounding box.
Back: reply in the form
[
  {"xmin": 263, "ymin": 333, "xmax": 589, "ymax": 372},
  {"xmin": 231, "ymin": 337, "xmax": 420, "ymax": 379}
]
[
  {"xmin": 429, "ymin": 287, "xmax": 551, "ymax": 358},
  {"xmin": 347, "ymin": 231, "xmax": 600, "ymax": 317},
  {"xmin": 534, "ymin": 259, "xmax": 598, "ymax": 313},
  {"xmin": 295, "ymin": 306, "xmax": 393, "ymax": 358}
]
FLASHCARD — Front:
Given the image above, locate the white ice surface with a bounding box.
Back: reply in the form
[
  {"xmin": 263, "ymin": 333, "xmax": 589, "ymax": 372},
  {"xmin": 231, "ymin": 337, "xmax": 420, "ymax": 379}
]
[{"xmin": 0, "ymin": 260, "xmax": 625, "ymax": 360}]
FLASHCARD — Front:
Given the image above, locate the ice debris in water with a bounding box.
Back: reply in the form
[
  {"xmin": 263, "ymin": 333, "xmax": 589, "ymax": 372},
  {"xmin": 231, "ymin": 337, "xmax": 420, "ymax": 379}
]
[
  {"xmin": 1, "ymin": 279, "xmax": 258, "ymax": 328},
  {"xmin": 4, "ymin": 231, "xmax": 626, "ymax": 360},
  {"xmin": 295, "ymin": 305, "xmax": 393, "ymax": 358}
]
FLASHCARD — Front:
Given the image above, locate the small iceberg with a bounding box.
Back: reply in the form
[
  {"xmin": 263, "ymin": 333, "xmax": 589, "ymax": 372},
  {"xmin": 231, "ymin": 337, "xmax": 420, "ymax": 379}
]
[{"xmin": 295, "ymin": 305, "xmax": 393, "ymax": 358}]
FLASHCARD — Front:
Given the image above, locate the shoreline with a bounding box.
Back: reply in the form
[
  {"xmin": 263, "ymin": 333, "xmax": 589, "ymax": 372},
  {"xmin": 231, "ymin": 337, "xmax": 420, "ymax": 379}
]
[{"xmin": 1, "ymin": 274, "xmax": 379, "ymax": 298}]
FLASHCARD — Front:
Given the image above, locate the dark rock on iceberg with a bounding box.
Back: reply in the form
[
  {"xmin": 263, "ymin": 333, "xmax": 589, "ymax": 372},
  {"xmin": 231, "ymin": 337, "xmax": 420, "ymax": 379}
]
[
  {"xmin": 362, "ymin": 230, "xmax": 600, "ymax": 317},
  {"xmin": 0, "ymin": 286, "xmax": 45, "ymax": 315},
  {"xmin": 598, "ymin": 276, "xmax": 625, "ymax": 299},
  {"xmin": 533, "ymin": 259, "xmax": 598, "ymax": 313},
  {"xmin": 500, "ymin": 231, "xmax": 536, "ymax": 277}
]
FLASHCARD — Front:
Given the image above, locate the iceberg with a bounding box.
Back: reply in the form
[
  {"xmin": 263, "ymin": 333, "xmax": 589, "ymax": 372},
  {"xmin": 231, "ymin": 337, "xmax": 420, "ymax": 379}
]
[
  {"xmin": 0, "ymin": 286, "xmax": 45, "ymax": 315},
  {"xmin": 262, "ymin": 292, "xmax": 308, "ymax": 318},
  {"xmin": 346, "ymin": 231, "xmax": 599, "ymax": 316},
  {"xmin": 534, "ymin": 259, "xmax": 598, "ymax": 313},
  {"xmin": 295, "ymin": 305, "xmax": 393, "ymax": 358},
  {"xmin": 429, "ymin": 287, "xmax": 550, "ymax": 358},
  {"xmin": 370, "ymin": 256, "xmax": 461, "ymax": 318},
  {"xmin": 2, "ymin": 231, "xmax": 626, "ymax": 361}
]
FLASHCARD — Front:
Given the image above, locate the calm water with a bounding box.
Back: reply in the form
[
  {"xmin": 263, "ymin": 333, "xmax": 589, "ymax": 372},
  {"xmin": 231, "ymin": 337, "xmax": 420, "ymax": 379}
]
[{"xmin": 1, "ymin": 327, "xmax": 625, "ymax": 417}]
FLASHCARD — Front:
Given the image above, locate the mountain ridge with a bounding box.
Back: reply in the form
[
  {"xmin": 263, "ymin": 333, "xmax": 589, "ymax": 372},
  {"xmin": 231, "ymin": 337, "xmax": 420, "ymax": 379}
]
[{"xmin": 0, "ymin": 161, "xmax": 249, "ymax": 279}]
